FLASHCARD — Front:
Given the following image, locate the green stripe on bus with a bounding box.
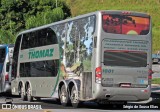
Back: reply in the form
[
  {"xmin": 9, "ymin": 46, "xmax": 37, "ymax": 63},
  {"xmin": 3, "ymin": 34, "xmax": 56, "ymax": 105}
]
[{"xmin": 50, "ymin": 39, "xmax": 61, "ymax": 97}]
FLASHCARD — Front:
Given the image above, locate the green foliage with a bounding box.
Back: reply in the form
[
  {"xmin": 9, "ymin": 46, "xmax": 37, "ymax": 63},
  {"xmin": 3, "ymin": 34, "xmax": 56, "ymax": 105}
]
[
  {"xmin": 0, "ymin": 0, "xmax": 29, "ymax": 34},
  {"xmin": 66, "ymin": 0, "xmax": 160, "ymax": 52},
  {"xmin": 0, "ymin": 30, "xmax": 15, "ymax": 43},
  {"xmin": 83, "ymin": 60, "xmax": 91, "ymax": 71},
  {"xmin": 26, "ymin": 7, "xmax": 64, "ymax": 29},
  {"xmin": 152, "ymin": 78, "xmax": 160, "ymax": 84},
  {"xmin": 0, "ymin": 0, "xmax": 71, "ymax": 44}
]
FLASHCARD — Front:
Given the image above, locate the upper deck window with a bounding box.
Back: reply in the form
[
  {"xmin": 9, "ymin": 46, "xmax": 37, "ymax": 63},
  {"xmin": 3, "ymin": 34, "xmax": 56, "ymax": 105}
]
[
  {"xmin": 21, "ymin": 28, "xmax": 57, "ymax": 50},
  {"xmin": 102, "ymin": 14, "xmax": 150, "ymax": 35}
]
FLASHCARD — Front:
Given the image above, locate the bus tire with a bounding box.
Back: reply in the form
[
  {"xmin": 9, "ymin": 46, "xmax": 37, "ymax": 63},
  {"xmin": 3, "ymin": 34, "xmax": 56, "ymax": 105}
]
[
  {"xmin": 20, "ymin": 86, "xmax": 26, "ymax": 101},
  {"xmin": 70, "ymin": 85, "xmax": 82, "ymax": 108},
  {"xmin": 26, "ymin": 85, "xmax": 33, "ymax": 102},
  {"xmin": 59, "ymin": 85, "xmax": 70, "ymax": 106}
]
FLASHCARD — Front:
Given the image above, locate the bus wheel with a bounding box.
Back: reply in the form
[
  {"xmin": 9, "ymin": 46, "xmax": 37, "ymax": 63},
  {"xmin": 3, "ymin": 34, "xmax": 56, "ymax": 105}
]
[
  {"xmin": 70, "ymin": 85, "xmax": 81, "ymax": 108},
  {"xmin": 20, "ymin": 86, "xmax": 26, "ymax": 101},
  {"xmin": 27, "ymin": 85, "xmax": 33, "ymax": 102},
  {"xmin": 59, "ymin": 85, "xmax": 70, "ymax": 106}
]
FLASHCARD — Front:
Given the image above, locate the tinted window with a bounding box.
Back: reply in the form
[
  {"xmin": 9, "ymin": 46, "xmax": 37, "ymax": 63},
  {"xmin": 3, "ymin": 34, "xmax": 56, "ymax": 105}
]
[
  {"xmin": 12, "ymin": 35, "xmax": 22, "ymax": 78},
  {"xmin": 6, "ymin": 62, "xmax": 10, "ymax": 72},
  {"xmin": 21, "ymin": 33, "xmax": 29, "ymax": 49},
  {"xmin": 102, "ymin": 14, "xmax": 150, "ymax": 35},
  {"xmin": 20, "ymin": 60, "xmax": 59, "ymax": 77},
  {"xmin": 0, "ymin": 48, "xmax": 6, "ymax": 63},
  {"xmin": 103, "ymin": 50, "xmax": 147, "ymax": 67},
  {"xmin": 21, "ymin": 28, "xmax": 57, "ymax": 49}
]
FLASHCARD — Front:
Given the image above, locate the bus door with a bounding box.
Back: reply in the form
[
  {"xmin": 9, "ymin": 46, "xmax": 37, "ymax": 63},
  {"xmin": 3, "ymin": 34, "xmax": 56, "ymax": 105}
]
[{"xmin": 101, "ymin": 38, "xmax": 149, "ymax": 88}]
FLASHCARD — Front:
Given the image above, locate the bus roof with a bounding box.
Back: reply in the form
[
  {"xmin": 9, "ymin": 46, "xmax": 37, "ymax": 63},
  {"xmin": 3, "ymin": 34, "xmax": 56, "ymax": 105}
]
[{"xmin": 17, "ymin": 10, "xmax": 150, "ymax": 36}]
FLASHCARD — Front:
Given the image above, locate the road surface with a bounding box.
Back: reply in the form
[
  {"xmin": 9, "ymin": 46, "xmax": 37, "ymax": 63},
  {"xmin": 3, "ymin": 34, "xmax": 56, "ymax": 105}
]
[{"xmin": 0, "ymin": 93, "xmax": 160, "ymax": 111}]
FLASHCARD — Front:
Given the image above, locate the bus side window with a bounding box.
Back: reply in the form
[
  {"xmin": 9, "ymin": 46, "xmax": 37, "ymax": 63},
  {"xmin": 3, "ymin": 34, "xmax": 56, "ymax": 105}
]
[
  {"xmin": 33, "ymin": 31, "xmax": 38, "ymax": 47},
  {"xmin": 0, "ymin": 49, "xmax": 6, "ymax": 63},
  {"xmin": 22, "ymin": 32, "xmax": 38, "ymax": 49},
  {"xmin": 12, "ymin": 35, "xmax": 22, "ymax": 78},
  {"xmin": 37, "ymin": 30, "xmax": 44, "ymax": 46},
  {"xmin": 21, "ymin": 34, "xmax": 29, "ymax": 49},
  {"xmin": 28, "ymin": 34, "xmax": 32, "ymax": 48},
  {"xmin": 40, "ymin": 30, "xmax": 46, "ymax": 46},
  {"xmin": 20, "ymin": 63, "xmax": 24, "ymax": 77},
  {"xmin": 25, "ymin": 62, "xmax": 31, "ymax": 77},
  {"xmin": 6, "ymin": 62, "xmax": 10, "ymax": 72},
  {"xmin": 45, "ymin": 60, "xmax": 58, "ymax": 77},
  {"xmin": 46, "ymin": 28, "xmax": 58, "ymax": 45},
  {"xmin": 32, "ymin": 28, "xmax": 58, "ymax": 47},
  {"xmin": 30, "ymin": 32, "xmax": 36, "ymax": 48}
]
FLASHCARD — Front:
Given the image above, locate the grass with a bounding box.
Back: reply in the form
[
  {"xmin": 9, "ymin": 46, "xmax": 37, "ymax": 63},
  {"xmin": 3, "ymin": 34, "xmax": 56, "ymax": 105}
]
[
  {"xmin": 152, "ymin": 78, "xmax": 160, "ymax": 84},
  {"xmin": 66, "ymin": 0, "xmax": 160, "ymax": 53}
]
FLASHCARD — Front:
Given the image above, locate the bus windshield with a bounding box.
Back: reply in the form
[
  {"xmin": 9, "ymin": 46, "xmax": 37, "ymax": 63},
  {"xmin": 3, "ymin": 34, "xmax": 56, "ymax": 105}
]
[{"xmin": 102, "ymin": 14, "xmax": 150, "ymax": 35}]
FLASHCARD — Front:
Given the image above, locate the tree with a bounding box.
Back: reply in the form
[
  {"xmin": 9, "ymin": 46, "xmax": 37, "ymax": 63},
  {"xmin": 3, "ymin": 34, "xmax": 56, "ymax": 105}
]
[
  {"xmin": 0, "ymin": 0, "xmax": 71, "ymax": 43},
  {"xmin": 26, "ymin": 7, "xmax": 64, "ymax": 29},
  {"xmin": 0, "ymin": 30, "xmax": 15, "ymax": 44}
]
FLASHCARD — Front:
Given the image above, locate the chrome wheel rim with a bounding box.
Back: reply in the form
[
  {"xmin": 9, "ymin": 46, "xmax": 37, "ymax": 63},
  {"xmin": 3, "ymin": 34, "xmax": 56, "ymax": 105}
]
[
  {"xmin": 21, "ymin": 87, "xmax": 24, "ymax": 98},
  {"xmin": 71, "ymin": 89, "xmax": 78, "ymax": 103},
  {"xmin": 60, "ymin": 91, "xmax": 67, "ymax": 103}
]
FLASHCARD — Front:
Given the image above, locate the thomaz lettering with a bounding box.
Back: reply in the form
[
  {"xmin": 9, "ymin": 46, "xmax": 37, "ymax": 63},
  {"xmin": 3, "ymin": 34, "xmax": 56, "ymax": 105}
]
[{"xmin": 29, "ymin": 48, "xmax": 54, "ymax": 59}]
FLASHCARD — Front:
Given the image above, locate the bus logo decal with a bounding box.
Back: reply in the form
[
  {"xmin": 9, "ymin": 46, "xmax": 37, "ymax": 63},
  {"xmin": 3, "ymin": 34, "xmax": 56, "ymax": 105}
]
[{"xmin": 28, "ymin": 48, "xmax": 54, "ymax": 59}]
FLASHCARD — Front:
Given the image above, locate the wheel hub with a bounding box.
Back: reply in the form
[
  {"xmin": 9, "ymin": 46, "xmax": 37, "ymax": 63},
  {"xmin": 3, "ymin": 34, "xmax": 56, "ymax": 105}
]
[
  {"xmin": 71, "ymin": 90, "xmax": 78, "ymax": 103},
  {"xmin": 61, "ymin": 92, "xmax": 67, "ymax": 102}
]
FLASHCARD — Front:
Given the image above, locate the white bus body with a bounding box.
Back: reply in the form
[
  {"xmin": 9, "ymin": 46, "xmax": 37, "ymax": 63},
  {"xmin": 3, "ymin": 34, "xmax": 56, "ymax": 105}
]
[
  {"xmin": 11, "ymin": 10, "xmax": 152, "ymax": 107},
  {"xmin": 0, "ymin": 44, "xmax": 14, "ymax": 93}
]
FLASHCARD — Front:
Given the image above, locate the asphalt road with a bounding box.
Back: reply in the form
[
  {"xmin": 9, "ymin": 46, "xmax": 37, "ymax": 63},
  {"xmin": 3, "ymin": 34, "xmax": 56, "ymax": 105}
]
[
  {"xmin": 0, "ymin": 64, "xmax": 159, "ymax": 112},
  {"xmin": 0, "ymin": 92, "xmax": 160, "ymax": 111}
]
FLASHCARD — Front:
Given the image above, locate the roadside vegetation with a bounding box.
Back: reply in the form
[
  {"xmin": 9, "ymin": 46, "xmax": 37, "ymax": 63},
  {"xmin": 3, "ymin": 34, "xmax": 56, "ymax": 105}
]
[
  {"xmin": 0, "ymin": 0, "xmax": 71, "ymax": 44},
  {"xmin": 152, "ymin": 78, "xmax": 160, "ymax": 84}
]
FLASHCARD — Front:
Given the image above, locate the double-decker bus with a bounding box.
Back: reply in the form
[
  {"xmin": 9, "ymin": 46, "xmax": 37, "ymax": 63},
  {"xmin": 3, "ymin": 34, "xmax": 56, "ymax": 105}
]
[
  {"xmin": 0, "ymin": 44, "xmax": 14, "ymax": 94},
  {"xmin": 11, "ymin": 10, "xmax": 152, "ymax": 107}
]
